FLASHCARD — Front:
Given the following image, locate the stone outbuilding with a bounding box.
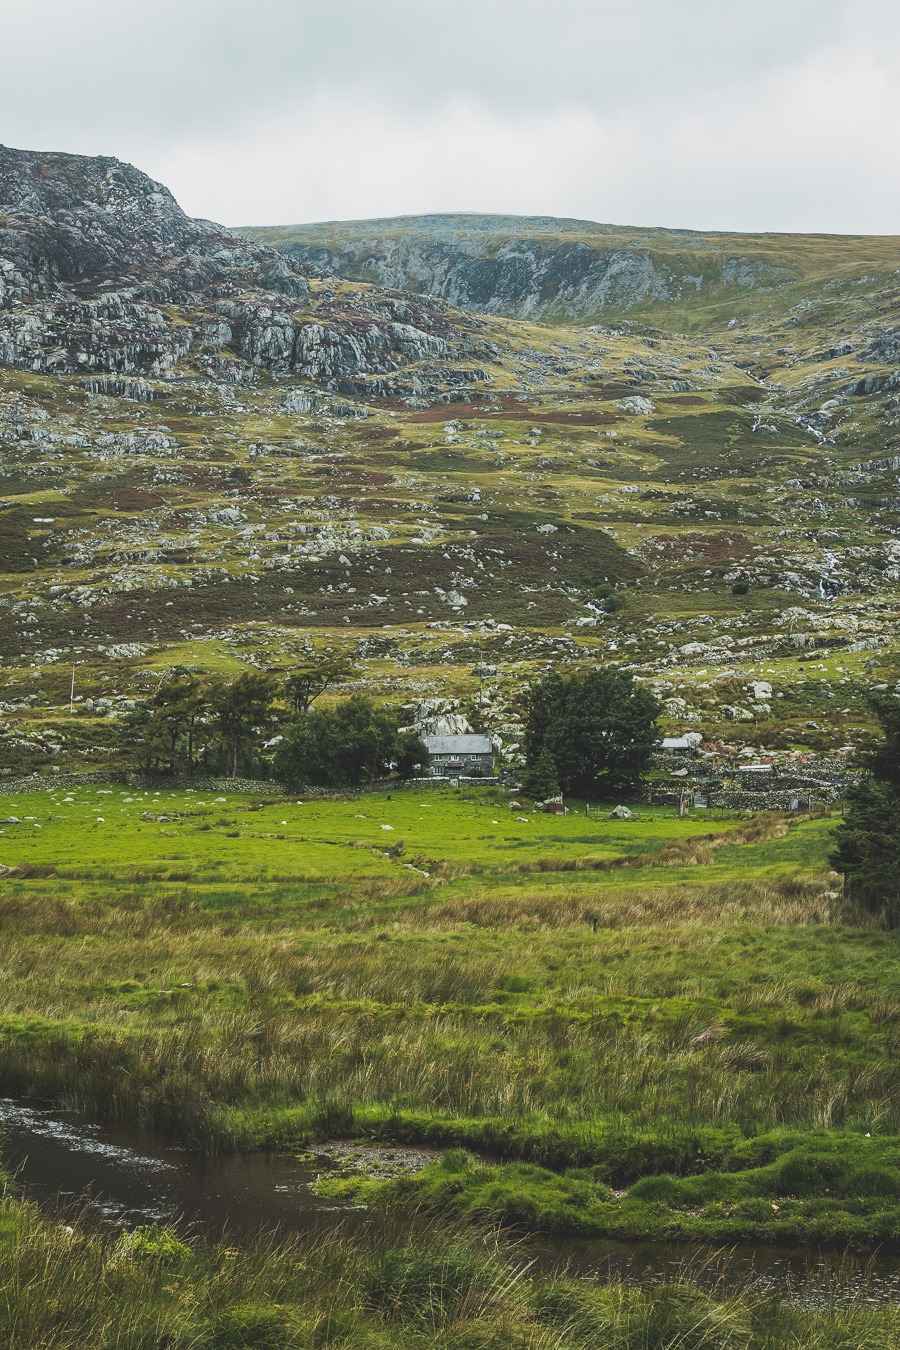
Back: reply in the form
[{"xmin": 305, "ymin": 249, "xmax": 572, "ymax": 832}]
[{"xmin": 660, "ymin": 737, "xmax": 697, "ymax": 757}]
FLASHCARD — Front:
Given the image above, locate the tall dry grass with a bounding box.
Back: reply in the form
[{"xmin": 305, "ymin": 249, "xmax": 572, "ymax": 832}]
[{"xmin": 1, "ymin": 1196, "xmax": 897, "ymax": 1350}]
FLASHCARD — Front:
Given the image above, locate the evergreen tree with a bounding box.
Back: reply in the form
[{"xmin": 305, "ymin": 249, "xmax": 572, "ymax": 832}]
[
  {"xmin": 123, "ymin": 670, "xmax": 208, "ymax": 775},
  {"xmin": 521, "ymin": 746, "xmax": 560, "ymax": 799},
  {"xmin": 209, "ymin": 672, "xmax": 276, "ymax": 779},
  {"xmin": 830, "ymin": 695, "xmax": 900, "ymax": 912},
  {"xmin": 147, "ymin": 670, "xmax": 207, "ymax": 776},
  {"xmin": 523, "ymin": 667, "xmax": 659, "ymax": 795}
]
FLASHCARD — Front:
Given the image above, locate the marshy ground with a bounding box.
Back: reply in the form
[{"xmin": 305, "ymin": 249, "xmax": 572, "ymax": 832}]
[{"xmin": 0, "ymin": 784, "xmax": 898, "ymax": 1346}]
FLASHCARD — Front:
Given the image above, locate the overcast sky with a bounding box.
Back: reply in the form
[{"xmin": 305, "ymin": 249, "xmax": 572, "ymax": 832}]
[{"xmin": 4, "ymin": 0, "xmax": 900, "ymax": 233}]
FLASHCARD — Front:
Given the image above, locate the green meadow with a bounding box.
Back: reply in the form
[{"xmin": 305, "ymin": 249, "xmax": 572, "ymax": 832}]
[
  {"xmin": 4, "ymin": 782, "xmax": 899, "ymax": 1263},
  {"xmin": 0, "ymin": 784, "xmax": 751, "ymax": 878}
]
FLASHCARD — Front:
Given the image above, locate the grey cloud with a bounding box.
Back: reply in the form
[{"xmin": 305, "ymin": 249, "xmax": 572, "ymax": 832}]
[
  {"xmin": 2, "ymin": 0, "xmax": 862, "ymax": 141},
  {"xmin": 1, "ymin": 0, "xmax": 899, "ymax": 230}
]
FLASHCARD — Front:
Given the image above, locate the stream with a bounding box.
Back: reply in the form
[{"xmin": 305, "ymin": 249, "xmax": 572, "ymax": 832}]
[{"xmin": 2, "ymin": 1098, "xmax": 899, "ymax": 1309}]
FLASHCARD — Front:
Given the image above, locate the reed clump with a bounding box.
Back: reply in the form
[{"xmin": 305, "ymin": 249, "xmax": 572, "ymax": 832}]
[{"xmin": 1, "ymin": 1197, "xmax": 897, "ymax": 1349}]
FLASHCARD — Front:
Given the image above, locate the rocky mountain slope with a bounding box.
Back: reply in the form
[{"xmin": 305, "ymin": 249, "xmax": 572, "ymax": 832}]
[
  {"xmin": 0, "ymin": 147, "xmax": 483, "ymax": 392},
  {"xmin": 241, "ymin": 212, "xmax": 900, "ymax": 328},
  {"xmin": 1, "ymin": 148, "xmax": 899, "ymax": 782}
]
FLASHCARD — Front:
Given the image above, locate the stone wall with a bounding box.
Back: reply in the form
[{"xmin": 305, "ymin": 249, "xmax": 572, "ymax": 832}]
[
  {"xmin": 125, "ymin": 774, "xmax": 285, "ymax": 794},
  {"xmin": 362, "ymin": 775, "xmax": 500, "ymax": 792},
  {"xmin": 0, "ymin": 770, "xmax": 131, "ymax": 794},
  {"xmin": 0, "ymin": 770, "xmax": 294, "ymax": 796},
  {"xmin": 709, "ymin": 788, "xmax": 830, "ymax": 811},
  {"xmin": 0, "ymin": 769, "xmax": 499, "ymax": 798}
]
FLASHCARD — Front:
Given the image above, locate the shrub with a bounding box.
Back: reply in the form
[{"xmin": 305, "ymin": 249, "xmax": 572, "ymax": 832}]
[{"xmin": 113, "ymin": 1224, "xmax": 191, "ymax": 1267}]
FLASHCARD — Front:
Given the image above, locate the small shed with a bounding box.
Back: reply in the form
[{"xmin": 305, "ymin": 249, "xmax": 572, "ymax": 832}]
[
  {"xmin": 660, "ymin": 737, "xmax": 696, "ymax": 757},
  {"xmin": 423, "ymin": 733, "xmax": 493, "ymax": 776}
]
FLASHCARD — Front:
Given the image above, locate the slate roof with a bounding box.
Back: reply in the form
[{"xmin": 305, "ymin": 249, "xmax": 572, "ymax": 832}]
[{"xmin": 423, "ymin": 734, "xmax": 493, "ymax": 755}]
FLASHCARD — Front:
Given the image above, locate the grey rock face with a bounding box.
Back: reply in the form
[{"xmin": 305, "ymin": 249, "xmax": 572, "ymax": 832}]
[
  {"xmin": 245, "ymin": 213, "xmax": 800, "ymax": 320},
  {"xmin": 0, "ymin": 294, "xmax": 194, "ymax": 376},
  {"xmin": 0, "ymin": 146, "xmax": 314, "ymax": 377},
  {"xmin": 0, "ymin": 146, "xmax": 309, "ymax": 303},
  {"xmin": 0, "ymin": 146, "xmax": 473, "ymax": 392},
  {"xmin": 210, "ymin": 299, "xmax": 448, "ymax": 379},
  {"xmin": 280, "ymin": 234, "xmax": 670, "ymax": 319}
]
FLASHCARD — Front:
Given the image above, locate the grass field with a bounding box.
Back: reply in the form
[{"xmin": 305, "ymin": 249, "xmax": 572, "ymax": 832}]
[
  {"xmin": 0, "ymin": 784, "xmax": 752, "ymax": 879},
  {"xmin": 4, "ymin": 783, "xmax": 898, "ymax": 1266}
]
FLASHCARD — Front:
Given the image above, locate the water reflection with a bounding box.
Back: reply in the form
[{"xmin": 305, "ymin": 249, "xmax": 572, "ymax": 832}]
[
  {"xmin": 529, "ymin": 1235, "xmax": 900, "ymax": 1311},
  {"xmin": 0, "ymin": 1098, "xmax": 351, "ymax": 1234},
  {"xmin": 3, "ymin": 1098, "xmax": 899, "ymax": 1308}
]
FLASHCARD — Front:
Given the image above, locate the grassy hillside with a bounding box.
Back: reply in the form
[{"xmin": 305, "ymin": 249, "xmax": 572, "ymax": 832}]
[{"xmin": 3, "ymin": 286, "xmax": 900, "ymax": 780}]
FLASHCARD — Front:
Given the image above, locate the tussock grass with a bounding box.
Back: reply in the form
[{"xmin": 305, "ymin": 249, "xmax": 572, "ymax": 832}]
[
  {"xmin": 406, "ymin": 874, "xmax": 856, "ymax": 931},
  {"xmin": 0, "ymin": 789, "xmax": 896, "ymax": 1249},
  {"xmin": 1, "ymin": 1197, "xmax": 898, "ymax": 1349},
  {"xmin": 510, "ymin": 813, "xmax": 800, "ymax": 875}
]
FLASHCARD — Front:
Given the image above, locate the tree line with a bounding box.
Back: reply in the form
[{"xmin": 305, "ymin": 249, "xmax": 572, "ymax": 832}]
[
  {"xmin": 124, "ymin": 654, "xmax": 900, "ymax": 907},
  {"xmin": 121, "ymin": 660, "xmax": 662, "ymax": 794},
  {"xmin": 121, "ymin": 659, "xmax": 430, "ymax": 785}
]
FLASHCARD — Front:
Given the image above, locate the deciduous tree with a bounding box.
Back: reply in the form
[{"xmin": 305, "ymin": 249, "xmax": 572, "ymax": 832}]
[
  {"xmin": 523, "ymin": 667, "xmax": 659, "ymax": 795},
  {"xmin": 284, "ymin": 657, "xmax": 354, "ymax": 717},
  {"xmin": 275, "ymin": 695, "xmax": 401, "ymax": 787}
]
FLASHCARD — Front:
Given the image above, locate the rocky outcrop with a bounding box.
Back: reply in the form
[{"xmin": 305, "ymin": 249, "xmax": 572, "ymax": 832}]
[
  {"xmin": 0, "ymin": 145, "xmax": 308, "ymax": 304},
  {"xmin": 241, "ymin": 213, "xmax": 801, "ymax": 320},
  {"xmin": 0, "ymin": 294, "xmax": 194, "ymax": 376},
  {"xmin": 0, "ymin": 146, "xmax": 472, "ymax": 390}
]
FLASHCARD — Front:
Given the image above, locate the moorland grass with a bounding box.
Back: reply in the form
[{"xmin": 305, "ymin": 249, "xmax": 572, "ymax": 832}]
[
  {"xmin": 1, "ymin": 1197, "xmax": 898, "ymax": 1350},
  {"xmin": 0, "ymin": 786, "xmax": 896, "ymax": 1251}
]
